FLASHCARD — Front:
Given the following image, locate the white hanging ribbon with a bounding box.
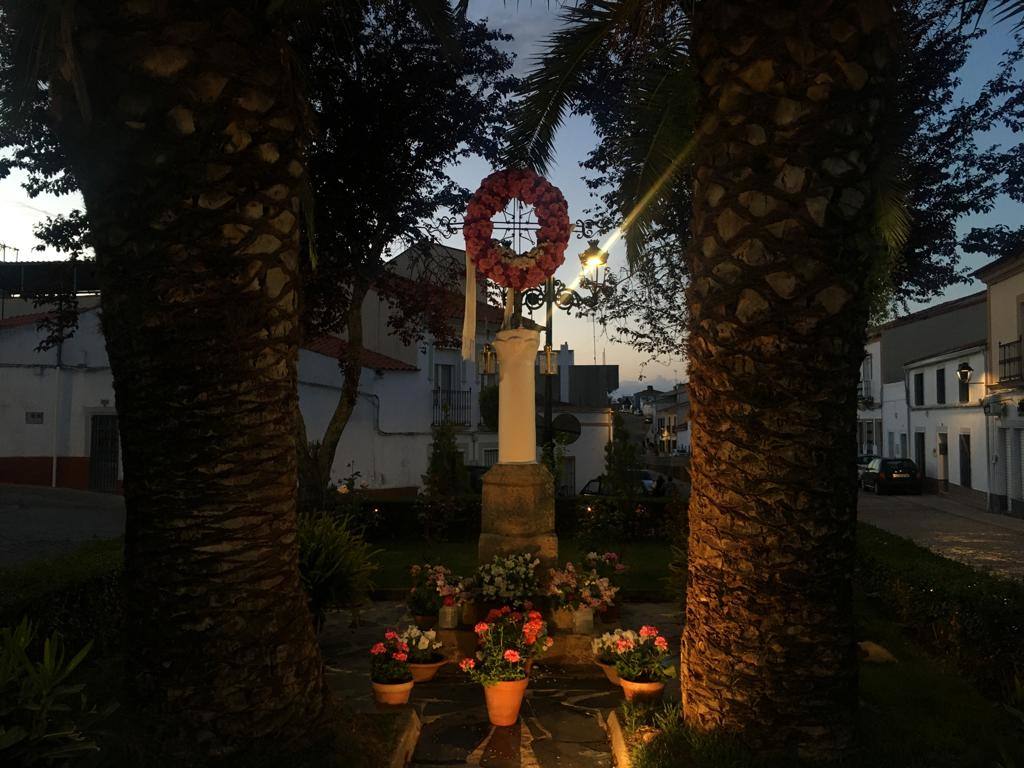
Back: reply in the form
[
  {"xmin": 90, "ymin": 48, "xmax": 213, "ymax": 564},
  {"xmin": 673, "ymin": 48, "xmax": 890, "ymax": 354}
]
[{"xmin": 461, "ymin": 252, "xmax": 476, "ymax": 362}]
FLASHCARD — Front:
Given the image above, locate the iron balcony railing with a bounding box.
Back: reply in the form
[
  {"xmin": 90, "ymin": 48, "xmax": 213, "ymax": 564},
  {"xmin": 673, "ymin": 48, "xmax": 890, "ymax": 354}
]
[
  {"xmin": 432, "ymin": 388, "xmax": 472, "ymax": 427},
  {"xmin": 999, "ymin": 337, "xmax": 1022, "ymax": 382},
  {"xmin": 857, "ymin": 379, "xmax": 873, "ymax": 399}
]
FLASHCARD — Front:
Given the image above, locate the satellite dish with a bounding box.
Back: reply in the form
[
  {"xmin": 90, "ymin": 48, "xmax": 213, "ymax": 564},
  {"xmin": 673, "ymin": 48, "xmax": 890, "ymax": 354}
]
[{"xmin": 536, "ymin": 413, "xmax": 582, "ymax": 446}]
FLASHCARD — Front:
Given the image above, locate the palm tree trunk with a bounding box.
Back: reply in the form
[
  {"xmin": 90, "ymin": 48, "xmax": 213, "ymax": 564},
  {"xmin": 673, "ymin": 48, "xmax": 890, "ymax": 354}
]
[
  {"xmin": 44, "ymin": 3, "xmax": 332, "ymax": 755},
  {"xmin": 682, "ymin": 0, "xmax": 895, "ymax": 759}
]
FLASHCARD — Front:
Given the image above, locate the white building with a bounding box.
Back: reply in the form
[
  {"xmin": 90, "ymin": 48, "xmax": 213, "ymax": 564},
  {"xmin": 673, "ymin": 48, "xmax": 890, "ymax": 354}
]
[
  {"xmin": 0, "ymin": 249, "xmax": 615, "ymax": 497},
  {"xmin": 856, "ymin": 334, "xmax": 882, "ymax": 455},
  {"xmin": 903, "ymin": 343, "xmax": 988, "ymax": 494}
]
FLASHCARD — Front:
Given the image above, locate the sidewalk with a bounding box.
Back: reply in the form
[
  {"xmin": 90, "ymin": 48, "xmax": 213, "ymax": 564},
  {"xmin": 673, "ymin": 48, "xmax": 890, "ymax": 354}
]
[{"xmin": 858, "ymin": 491, "xmax": 1024, "ymax": 580}]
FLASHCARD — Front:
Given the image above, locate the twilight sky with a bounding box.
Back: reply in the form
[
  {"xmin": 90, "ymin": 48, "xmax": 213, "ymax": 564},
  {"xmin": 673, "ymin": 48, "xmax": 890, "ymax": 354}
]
[{"xmin": 0, "ymin": 2, "xmax": 1020, "ymax": 396}]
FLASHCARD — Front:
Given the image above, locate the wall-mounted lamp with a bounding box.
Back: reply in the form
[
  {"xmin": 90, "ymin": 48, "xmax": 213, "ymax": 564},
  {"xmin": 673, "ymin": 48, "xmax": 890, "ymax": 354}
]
[
  {"xmin": 541, "ymin": 344, "xmax": 557, "ymax": 376},
  {"xmin": 956, "ymin": 362, "xmax": 974, "ymax": 384}
]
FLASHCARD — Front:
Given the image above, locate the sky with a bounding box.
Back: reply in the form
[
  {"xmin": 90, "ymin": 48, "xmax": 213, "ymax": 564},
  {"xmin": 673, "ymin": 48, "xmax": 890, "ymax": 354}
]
[{"xmin": 0, "ymin": 2, "xmax": 1020, "ymax": 397}]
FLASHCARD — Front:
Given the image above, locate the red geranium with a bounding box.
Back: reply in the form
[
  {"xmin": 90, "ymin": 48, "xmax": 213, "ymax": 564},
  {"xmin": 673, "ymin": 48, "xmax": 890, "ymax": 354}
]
[{"xmin": 463, "ymin": 168, "xmax": 571, "ymax": 291}]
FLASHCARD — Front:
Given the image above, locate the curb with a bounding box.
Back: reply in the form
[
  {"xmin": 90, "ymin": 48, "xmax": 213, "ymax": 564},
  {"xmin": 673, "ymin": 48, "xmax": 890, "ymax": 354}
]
[
  {"xmin": 605, "ymin": 710, "xmax": 632, "ymax": 768},
  {"xmin": 388, "ymin": 708, "xmax": 422, "ymax": 768}
]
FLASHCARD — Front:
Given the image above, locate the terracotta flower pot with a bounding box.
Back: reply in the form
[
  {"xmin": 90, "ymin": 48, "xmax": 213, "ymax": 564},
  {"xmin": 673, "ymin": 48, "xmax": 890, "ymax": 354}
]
[
  {"xmin": 408, "ymin": 658, "xmax": 447, "ymax": 683},
  {"xmin": 372, "ymin": 679, "xmax": 414, "ymax": 706},
  {"xmin": 483, "ymin": 677, "xmax": 529, "ymax": 726},
  {"xmin": 595, "ymin": 659, "xmax": 620, "ymax": 686},
  {"xmin": 619, "ymin": 679, "xmax": 664, "ymax": 703},
  {"xmin": 413, "ymin": 614, "xmax": 438, "ymax": 630}
]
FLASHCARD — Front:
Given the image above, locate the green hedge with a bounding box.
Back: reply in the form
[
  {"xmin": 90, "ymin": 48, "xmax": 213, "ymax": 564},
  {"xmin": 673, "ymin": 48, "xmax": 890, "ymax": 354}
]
[
  {"xmin": 0, "ymin": 539, "xmax": 124, "ymax": 654},
  {"xmin": 856, "ymin": 522, "xmax": 1024, "ymax": 703}
]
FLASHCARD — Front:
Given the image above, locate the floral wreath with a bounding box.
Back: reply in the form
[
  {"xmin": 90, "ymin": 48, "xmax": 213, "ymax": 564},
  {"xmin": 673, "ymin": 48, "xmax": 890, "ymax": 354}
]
[{"xmin": 463, "ymin": 168, "xmax": 571, "ymax": 291}]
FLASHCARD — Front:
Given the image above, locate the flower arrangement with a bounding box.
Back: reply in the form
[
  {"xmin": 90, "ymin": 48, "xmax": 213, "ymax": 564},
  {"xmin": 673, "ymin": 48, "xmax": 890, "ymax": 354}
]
[
  {"xmin": 547, "ymin": 562, "xmax": 619, "ymax": 612},
  {"xmin": 584, "ymin": 551, "xmax": 628, "ymax": 579},
  {"xmin": 407, "ymin": 564, "xmax": 462, "ymax": 616},
  {"xmin": 475, "ymin": 553, "xmax": 540, "ymax": 609},
  {"xmin": 459, "ymin": 608, "xmax": 553, "ymax": 686},
  {"xmin": 370, "ymin": 629, "xmax": 412, "ymax": 684},
  {"xmin": 462, "ymin": 168, "xmax": 571, "ymax": 291},
  {"xmin": 613, "ymin": 626, "xmax": 674, "ymax": 683},
  {"xmin": 399, "ymin": 626, "xmax": 444, "ymax": 664}
]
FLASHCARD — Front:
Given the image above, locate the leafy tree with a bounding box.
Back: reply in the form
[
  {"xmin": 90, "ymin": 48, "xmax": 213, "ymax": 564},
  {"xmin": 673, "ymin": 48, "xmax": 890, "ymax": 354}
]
[
  {"xmin": 604, "ymin": 411, "xmax": 641, "ymax": 497},
  {"xmin": 292, "ymin": 3, "xmax": 516, "ymax": 501},
  {"xmin": 559, "ymin": 0, "xmax": 1023, "ymax": 359},
  {"xmin": 422, "ymin": 421, "xmax": 469, "ymax": 498}
]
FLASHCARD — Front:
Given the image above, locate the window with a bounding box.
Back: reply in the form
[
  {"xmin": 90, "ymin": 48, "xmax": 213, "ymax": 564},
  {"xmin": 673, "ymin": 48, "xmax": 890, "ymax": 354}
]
[
  {"xmin": 483, "ymin": 448, "xmax": 498, "ymax": 467},
  {"xmin": 887, "ymin": 432, "xmax": 895, "ymax": 456},
  {"xmin": 862, "ymin": 354, "xmax": 873, "ymax": 382},
  {"xmin": 913, "ymin": 373, "xmax": 924, "ymax": 406},
  {"xmin": 434, "ymin": 363, "xmax": 454, "ymax": 390},
  {"xmin": 935, "ymin": 368, "xmax": 946, "ymax": 404},
  {"xmin": 958, "ymin": 362, "xmax": 970, "ymax": 403}
]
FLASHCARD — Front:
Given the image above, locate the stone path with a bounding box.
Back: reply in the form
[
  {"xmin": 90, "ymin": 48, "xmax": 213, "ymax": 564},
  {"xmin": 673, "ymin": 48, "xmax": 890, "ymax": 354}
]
[
  {"xmin": 320, "ymin": 602, "xmax": 682, "ymax": 767},
  {"xmin": 858, "ymin": 491, "xmax": 1024, "ymax": 580}
]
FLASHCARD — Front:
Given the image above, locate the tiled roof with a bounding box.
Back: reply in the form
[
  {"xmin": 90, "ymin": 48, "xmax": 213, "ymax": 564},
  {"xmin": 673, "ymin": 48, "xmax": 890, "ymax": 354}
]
[{"xmin": 302, "ymin": 336, "xmax": 418, "ymax": 372}]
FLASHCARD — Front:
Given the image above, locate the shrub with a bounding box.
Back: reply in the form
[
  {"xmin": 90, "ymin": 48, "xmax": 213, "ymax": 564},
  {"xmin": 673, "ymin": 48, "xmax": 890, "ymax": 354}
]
[
  {"xmin": 856, "ymin": 522, "xmax": 1024, "ymax": 703},
  {"xmin": 0, "ymin": 540, "xmax": 124, "ymax": 655},
  {"xmin": 571, "ymin": 495, "xmax": 687, "ymax": 549},
  {"xmin": 414, "ymin": 495, "xmax": 480, "ymax": 542},
  {"xmin": 0, "ymin": 618, "xmax": 115, "ymax": 766},
  {"xmin": 297, "ymin": 514, "xmax": 379, "ymax": 631}
]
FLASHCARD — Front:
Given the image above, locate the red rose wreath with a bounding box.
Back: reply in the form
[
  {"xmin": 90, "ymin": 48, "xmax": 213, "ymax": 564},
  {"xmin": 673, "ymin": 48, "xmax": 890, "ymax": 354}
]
[{"xmin": 462, "ymin": 169, "xmax": 571, "ymax": 291}]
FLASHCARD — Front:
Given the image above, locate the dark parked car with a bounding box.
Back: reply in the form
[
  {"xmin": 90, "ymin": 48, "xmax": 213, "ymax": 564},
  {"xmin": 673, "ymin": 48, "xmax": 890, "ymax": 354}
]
[
  {"xmin": 857, "ymin": 454, "xmax": 880, "ymax": 479},
  {"xmin": 860, "ymin": 458, "xmax": 922, "ymax": 495},
  {"xmin": 580, "ymin": 470, "xmax": 675, "ymax": 497}
]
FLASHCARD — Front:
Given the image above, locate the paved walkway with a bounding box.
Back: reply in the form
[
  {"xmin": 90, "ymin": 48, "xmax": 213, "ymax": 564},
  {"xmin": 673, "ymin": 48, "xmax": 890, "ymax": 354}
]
[
  {"xmin": 0, "ymin": 484, "xmax": 124, "ymax": 567},
  {"xmin": 858, "ymin": 491, "xmax": 1024, "ymax": 580},
  {"xmin": 320, "ymin": 602, "xmax": 682, "ymax": 767}
]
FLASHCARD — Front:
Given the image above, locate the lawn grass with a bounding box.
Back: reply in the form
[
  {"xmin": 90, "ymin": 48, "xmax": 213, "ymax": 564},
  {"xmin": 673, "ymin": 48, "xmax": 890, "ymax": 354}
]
[{"xmin": 0, "ymin": 537, "xmax": 122, "ymax": 610}]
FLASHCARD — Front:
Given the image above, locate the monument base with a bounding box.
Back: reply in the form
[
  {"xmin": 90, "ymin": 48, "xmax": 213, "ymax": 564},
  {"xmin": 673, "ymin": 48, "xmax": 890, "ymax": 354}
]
[{"xmin": 479, "ymin": 462, "xmax": 557, "ymax": 572}]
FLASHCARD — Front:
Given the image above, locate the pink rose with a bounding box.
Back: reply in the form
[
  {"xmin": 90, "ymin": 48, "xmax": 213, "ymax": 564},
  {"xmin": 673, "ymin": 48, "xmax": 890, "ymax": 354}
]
[{"xmin": 503, "ymin": 649, "xmax": 521, "ymax": 664}]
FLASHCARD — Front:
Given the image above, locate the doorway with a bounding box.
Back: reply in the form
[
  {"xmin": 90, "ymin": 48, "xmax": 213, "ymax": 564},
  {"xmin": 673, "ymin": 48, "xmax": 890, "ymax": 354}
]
[
  {"xmin": 959, "ymin": 433, "xmax": 972, "ymax": 489},
  {"xmin": 89, "ymin": 415, "xmax": 120, "ymax": 493},
  {"xmin": 937, "ymin": 432, "xmax": 949, "ymax": 492},
  {"xmin": 914, "ymin": 431, "xmax": 926, "ymax": 473}
]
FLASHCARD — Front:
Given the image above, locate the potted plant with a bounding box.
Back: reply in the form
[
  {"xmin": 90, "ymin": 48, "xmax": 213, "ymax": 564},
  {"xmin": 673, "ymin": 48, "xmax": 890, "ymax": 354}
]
[
  {"xmin": 584, "ymin": 551, "xmax": 627, "ymax": 623},
  {"xmin": 460, "ymin": 608, "xmax": 553, "ymax": 726},
  {"xmin": 400, "ymin": 625, "xmax": 448, "ymax": 682},
  {"xmin": 592, "ymin": 630, "xmax": 634, "ymax": 685},
  {"xmin": 548, "ymin": 562, "xmax": 619, "ymax": 634},
  {"xmin": 370, "ymin": 629, "xmax": 414, "ymax": 705},
  {"xmin": 475, "ymin": 553, "xmax": 540, "ymax": 611},
  {"xmin": 614, "ymin": 625, "xmax": 674, "ymax": 702},
  {"xmin": 407, "ymin": 564, "xmax": 448, "ymax": 628},
  {"xmin": 436, "ymin": 572, "xmax": 468, "ymax": 629}
]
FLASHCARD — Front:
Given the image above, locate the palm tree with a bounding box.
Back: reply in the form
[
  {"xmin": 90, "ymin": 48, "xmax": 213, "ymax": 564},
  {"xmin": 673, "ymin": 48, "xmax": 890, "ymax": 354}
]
[
  {"xmin": 507, "ymin": 0, "xmax": 899, "ymax": 759},
  {"xmin": 0, "ymin": 0, "xmax": 449, "ymax": 758}
]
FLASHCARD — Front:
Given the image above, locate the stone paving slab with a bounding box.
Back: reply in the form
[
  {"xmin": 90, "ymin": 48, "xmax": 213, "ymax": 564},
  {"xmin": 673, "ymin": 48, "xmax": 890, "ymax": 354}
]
[{"xmin": 321, "ymin": 602, "xmax": 684, "ymax": 767}]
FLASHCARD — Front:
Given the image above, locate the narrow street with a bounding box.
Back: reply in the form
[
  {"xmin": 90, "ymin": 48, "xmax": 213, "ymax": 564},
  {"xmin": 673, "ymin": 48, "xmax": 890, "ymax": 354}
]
[{"xmin": 858, "ymin": 491, "xmax": 1024, "ymax": 580}]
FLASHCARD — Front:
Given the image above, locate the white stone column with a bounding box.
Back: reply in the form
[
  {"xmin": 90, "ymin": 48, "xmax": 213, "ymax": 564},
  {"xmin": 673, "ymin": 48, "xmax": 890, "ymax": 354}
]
[{"xmin": 493, "ymin": 327, "xmax": 540, "ymax": 464}]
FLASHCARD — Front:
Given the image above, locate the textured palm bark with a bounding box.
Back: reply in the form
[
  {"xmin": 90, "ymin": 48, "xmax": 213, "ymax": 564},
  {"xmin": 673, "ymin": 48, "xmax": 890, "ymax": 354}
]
[
  {"xmin": 682, "ymin": 0, "xmax": 895, "ymax": 759},
  {"xmin": 45, "ymin": 2, "xmax": 333, "ymax": 755}
]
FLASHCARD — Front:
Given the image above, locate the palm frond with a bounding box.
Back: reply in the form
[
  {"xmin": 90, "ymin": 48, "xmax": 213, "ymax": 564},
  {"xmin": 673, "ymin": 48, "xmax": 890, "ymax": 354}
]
[
  {"xmin": 617, "ymin": 49, "xmax": 697, "ymax": 269},
  {"xmin": 873, "ymin": 153, "xmax": 912, "ymax": 259},
  {"xmin": 961, "ymin": 0, "xmax": 1024, "ymax": 29},
  {"xmin": 503, "ymin": 0, "xmax": 650, "ymax": 173}
]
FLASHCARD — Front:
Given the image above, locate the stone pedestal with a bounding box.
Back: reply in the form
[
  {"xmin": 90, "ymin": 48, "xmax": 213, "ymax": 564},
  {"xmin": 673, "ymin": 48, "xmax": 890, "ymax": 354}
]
[{"xmin": 478, "ymin": 327, "xmax": 558, "ymax": 570}]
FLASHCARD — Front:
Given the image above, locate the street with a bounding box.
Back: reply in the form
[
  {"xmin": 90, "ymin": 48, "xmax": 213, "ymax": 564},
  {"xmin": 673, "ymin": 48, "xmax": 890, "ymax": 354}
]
[
  {"xmin": 858, "ymin": 490, "xmax": 1024, "ymax": 580},
  {"xmin": 0, "ymin": 484, "xmax": 124, "ymax": 567}
]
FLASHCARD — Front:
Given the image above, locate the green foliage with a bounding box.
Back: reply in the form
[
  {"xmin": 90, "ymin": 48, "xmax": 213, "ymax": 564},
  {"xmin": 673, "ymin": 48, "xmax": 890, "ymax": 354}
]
[
  {"xmin": 414, "ymin": 495, "xmax": 479, "ymax": 543},
  {"xmin": 422, "ymin": 422, "xmax": 470, "ymax": 498},
  {"xmin": 604, "ymin": 412, "xmax": 642, "ymax": 497},
  {"xmin": 297, "ymin": 514, "xmax": 379, "ymax": 631},
  {"xmin": 572, "ymin": 494, "xmax": 685, "ymax": 551},
  {"xmin": 856, "ymin": 522, "xmax": 1024, "ymax": 704},
  {"xmin": 0, "ymin": 540, "xmax": 123, "ymax": 655},
  {"xmin": 0, "ymin": 618, "xmax": 114, "ymax": 766},
  {"xmin": 478, "ymin": 385, "xmax": 498, "ymax": 432}
]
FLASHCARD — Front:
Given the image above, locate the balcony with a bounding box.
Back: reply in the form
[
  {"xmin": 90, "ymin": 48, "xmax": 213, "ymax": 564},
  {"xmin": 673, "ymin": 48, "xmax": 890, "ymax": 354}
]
[
  {"xmin": 999, "ymin": 337, "xmax": 1022, "ymax": 382},
  {"xmin": 858, "ymin": 379, "xmax": 873, "ymax": 399},
  {"xmin": 432, "ymin": 388, "xmax": 472, "ymax": 427}
]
